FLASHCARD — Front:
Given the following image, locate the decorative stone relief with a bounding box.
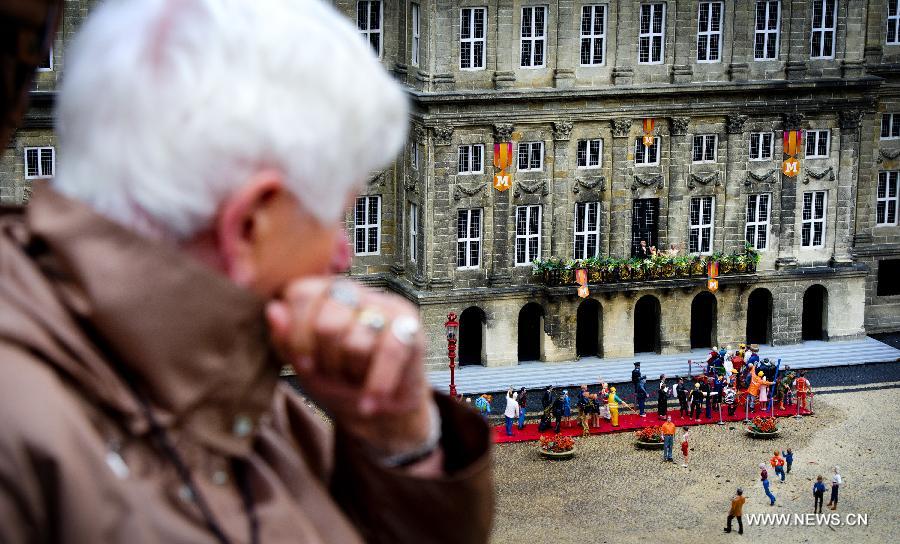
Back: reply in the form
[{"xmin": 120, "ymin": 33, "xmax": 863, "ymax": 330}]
[
  {"xmin": 611, "ymin": 119, "xmax": 631, "ymax": 138},
  {"xmin": 572, "ymin": 176, "xmax": 606, "ymax": 193},
  {"xmin": 22, "ymin": 185, "xmax": 33, "ymax": 205},
  {"xmin": 803, "ymin": 166, "xmax": 835, "ymax": 185},
  {"xmin": 514, "ymin": 179, "xmax": 549, "ymax": 198},
  {"xmin": 453, "ymin": 182, "xmax": 487, "ymax": 200},
  {"xmin": 725, "ymin": 115, "xmax": 747, "ymax": 134},
  {"xmin": 877, "ymin": 148, "xmax": 900, "ymax": 164},
  {"xmin": 411, "ymin": 124, "xmax": 426, "ymax": 143},
  {"xmin": 432, "ymin": 124, "xmax": 454, "ymax": 145},
  {"xmin": 552, "ymin": 122, "xmax": 573, "ymax": 141},
  {"xmin": 405, "ymin": 175, "xmax": 418, "ymax": 194},
  {"xmin": 368, "ymin": 172, "xmax": 386, "ymax": 188},
  {"xmin": 688, "ymin": 171, "xmax": 721, "ymax": 189},
  {"xmin": 493, "ymin": 123, "xmax": 514, "ymax": 142},
  {"xmin": 669, "ymin": 117, "xmax": 690, "ymax": 136},
  {"xmin": 631, "ymin": 174, "xmax": 664, "ymax": 191},
  {"xmin": 838, "ymin": 110, "xmax": 863, "ymax": 130},
  {"xmin": 744, "ymin": 168, "xmax": 778, "ymax": 187},
  {"xmin": 782, "ymin": 113, "xmax": 805, "ymax": 131}
]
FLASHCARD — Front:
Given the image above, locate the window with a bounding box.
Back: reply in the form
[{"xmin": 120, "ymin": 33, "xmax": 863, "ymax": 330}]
[
  {"xmin": 882, "ymin": 114, "xmax": 900, "ymax": 139},
  {"xmin": 697, "ymin": 2, "xmax": 723, "ymax": 62},
  {"xmin": 37, "ymin": 47, "xmax": 53, "ymax": 71},
  {"xmin": 754, "ymin": 1, "xmax": 780, "ymax": 60},
  {"xmin": 24, "ymin": 147, "xmax": 54, "ymax": 179},
  {"xmin": 810, "ymin": 0, "xmax": 837, "ymax": 59},
  {"xmin": 576, "ymin": 139, "xmax": 603, "ymax": 168},
  {"xmin": 801, "ymin": 191, "xmax": 827, "ymax": 248},
  {"xmin": 409, "ymin": 203, "xmax": 419, "ymax": 262},
  {"xmin": 580, "ymin": 5, "xmax": 606, "ymax": 65},
  {"xmin": 354, "ymin": 196, "xmax": 381, "ymax": 255},
  {"xmin": 515, "ymin": 205, "xmax": 541, "ymax": 265},
  {"xmin": 410, "ymin": 142, "xmax": 419, "ymax": 170},
  {"xmin": 461, "ymin": 7, "xmax": 486, "ymax": 70},
  {"xmin": 411, "ymin": 3, "xmax": 420, "ymax": 66},
  {"xmin": 639, "ymin": 3, "xmax": 666, "ymax": 64},
  {"xmin": 805, "ymin": 129, "xmax": 830, "ymax": 158},
  {"xmin": 689, "ymin": 196, "xmax": 714, "ymax": 254},
  {"xmin": 888, "ymin": 1, "xmax": 900, "ymax": 45},
  {"xmin": 692, "ymin": 134, "xmax": 717, "ymax": 163},
  {"xmin": 458, "ymin": 144, "xmax": 484, "ymax": 174},
  {"xmin": 357, "ymin": 1, "xmax": 383, "ymax": 57},
  {"xmin": 877, "ymin": 171, "xmax": 899, "ymax": 226},
  {"xmin": 749, "ymin": 132, "xmax": 774, "ymax": 161},
  {"xmin": 745, "ymin": 194, "xmax": 771, "ymax": 250},
  {"xmin": 520, "ymin": 6, "xmax": 547, "ymax": 68},
  {"xmin": 457, "ymin": 209, "xmax": 482, "ymax": 268},
  {"xmin": 631, "ymin": 198, "xmax": 659, "ymax": 256},
  {"xmin": 517, "ymin": 141, "xmax": 544, "ymax": 171},
  {"xmin": 634, "ymin": 137, "xmax": 660, "ymax": 166},
  {"xmin": 574, "ymin": 202, "xmax": 601, "ymax": 259},
  {"xmin": 877, "ymin": 259, "xmax": 900, "ymax": 296}
]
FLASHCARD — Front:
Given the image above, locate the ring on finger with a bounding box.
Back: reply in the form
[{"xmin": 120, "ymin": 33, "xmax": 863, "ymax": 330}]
[
  {"xmin": 356, "ymin": 307, "xmax": 387, "ymax": 333},
  {"xmin": 389, "ymin": 315, "xmax": 420, "ymax": 346},
  {"xmin": 329, "ymin": 280, "xmax": 360, "ymax": 309}
]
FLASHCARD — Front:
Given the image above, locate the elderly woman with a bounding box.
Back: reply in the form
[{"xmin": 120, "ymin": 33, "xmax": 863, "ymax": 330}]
[{"xmin": 0, "ymin": 1, "xmax": 492, "ymax": 542}]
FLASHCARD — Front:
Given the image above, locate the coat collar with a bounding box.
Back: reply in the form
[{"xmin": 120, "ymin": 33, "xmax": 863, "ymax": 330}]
[{"xmin": 25, "ymin": 185, "xmax": 280, "ymax": 457}]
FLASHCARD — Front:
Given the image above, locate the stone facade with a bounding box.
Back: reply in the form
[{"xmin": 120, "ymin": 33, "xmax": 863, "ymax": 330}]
[{"xmin": 2, "ymin": 1, "xmax": 898, "ymax": 370}]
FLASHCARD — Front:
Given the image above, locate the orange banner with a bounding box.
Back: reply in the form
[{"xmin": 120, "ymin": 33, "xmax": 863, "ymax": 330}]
[
  {"xmin": 783, "ymin": 130, "xmax": 802, "ymax": 157},
  {"xmin": 643, "ymin": 118, "xmax": 655, "ymax": 134},
  {"xmin": 707, "ymin": 261, "xmax": 719, "ymax": 278},
  {"xmin": 575, "ymin": 268, "xmax": 587, "ymax": 285},
  {"xmin": 493, "ymin": 142, "xmax": 513, "ymax": 170}
]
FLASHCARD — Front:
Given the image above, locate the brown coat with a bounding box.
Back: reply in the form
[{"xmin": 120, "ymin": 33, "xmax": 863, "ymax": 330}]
[{"xmin": 0, "ymin": 187, "xmax": 494, "ymax": 543}]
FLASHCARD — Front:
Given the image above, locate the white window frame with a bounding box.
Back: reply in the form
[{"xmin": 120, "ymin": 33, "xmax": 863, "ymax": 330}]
[
  {"xmin": 689, "ymin": 196, "xmax": 715, "ymax": 255},
  {"xmin": 517, "ymin": 141, "xmax": 544, "ymax": 172},
  {"xmin": 801, "ymin": 191, "xmax": 827, "ymax": 248},
  {"xmin": 460, "ymin": 7, "xmax": 487, "ymax": 70},
  {"xmin": 805, "ymin": 129, "xmax": 831, "ymax": 158},
  {"xmin": 458, "ymin": 144, "xmax": 484, "ymax": 174},
  {"xmin": 576, "ymin": 139, "xmax": 603, "ymax": 169},
  {"xmin": 411, "ymin": 3, "xmax": 421, "ymax": 67},
  {"xmin": 754, "ymin": 0, "xmax": 781, "ymax": 60},
  {"xmin": 37, "ymin": 46, "xmax": 53, "ymax": 72},
  {"xmin": 23, "ymin": 147, "xmax": 55, "ymax": 179},
  {"xmin": 882, "ymin": 114, "xmax": 900, "ymax": 140},
  {"xmin": 580, "ymin": 4, "xmax": 607, "ymax": 66},
  {"xmin": 515, "ymin": 205, "xmax": 542, "ymax": 266},
  {"xmin": 634, "ymin": 137, "xmax": 661, "ymax": 166},
  {"xmin": 749, "ymin": 132, "xmax": 775, "ymax": 161},
  {"xmin": 696, "ymin": 1, "xmax": 723, "ymax": 63},
  {"xmin": 889, "ymin": 0, "xmax": 900, "ymax": 45},
  {"xmin": 745, "ymin": 194, "xmax": 771, "ymax": 251},
  {"xmin": 810, "ymin": 0, "xmax": 837, "ymax": 59},
  {"xmin": 457, "ymin": 208, "xmax": 482, "ymax": 269},
  {"xmin": 692, "ymin": 134, "xmax": 717, "ymax": 163},
  {"xmin": 877, "ymin": 171, "xmax": 900, "ymax": 226},
  {"xmin": 639, "ymin": 3, "xmax": 666, "ymax": 64},
  {"xmin": 409, "ymin": 203, "xmax": 419, "ymax": 262},
  {"xmin": 410, "ymin": 142, "xmax": 419, "ymax": 170},
  {"xmin": 520, "ymin": 6, "xmax": 548, "ymax": 68},
  {"xmin": 354, "ymin": 195, "xmax": 381, "ymax": 256},
  {"xmin": 357, "ymin": 1, "xmax": 384, "ymax": 58},
  {"xmin": 574, "ymin": 201, "xmax": 601, "ymax": 260}
]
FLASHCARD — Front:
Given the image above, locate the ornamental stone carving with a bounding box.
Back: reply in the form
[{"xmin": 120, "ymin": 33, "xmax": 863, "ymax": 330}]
[
  {"xmin": 612, "ymin": 119, "xmax": 631, "ymax": 138},
  {"xmin": 453, "ymin": 182, "xmax": 488, "ymax": 200},
  {"xmin": 514, "ymin": 179, "xmax": 549, "ymax": 198},
  {"xmin": 725, "ymin": 115, "xmax": 747, "ymax": 134},
  {"xmin": 744, "ymin": 168, "xmax": 778, "ymax": 187},
  {"xmin": 632, "ymin": 174, "xmax": 664, "ymax": 191},
  {"xmin": 432, "ymin": 124, "xmax": 454, "ymax": 145},
  {"xmin": 782, "ymin": 113, "xmax": 805, "ymax": 131},
  {"xmin": 493, "ymin": 123, "xmax": 514, "ymax": 142},
  {"xmin": 411, "ymin": 124, "xmax": 426, "ymax": 143},
  {"xmin": 553, "ymin": 121, "xmax": 574, "ymax": 141},
  {"xmin": 669, "ymin": 117, "xmax": 690, "ymax": 136},
  {"xmin": 573, "ymin": 176, "xmax": 606, "ymax": 193},
  {"xmin": 838, "ymin": 110, "xmax": 864, "ymax": 130},
  {"xmin": 803, "ymin": 166, "xmax": 835, "ymax": 185},
  {"xmin": 688, "ymin": 171, "xmax": 721, "ymax": 189}
]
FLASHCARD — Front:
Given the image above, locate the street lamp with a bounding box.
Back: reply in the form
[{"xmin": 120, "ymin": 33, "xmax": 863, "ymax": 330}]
[{"xmin": 445, "ymin": 312, "xmax": 459, "ymax": 398}]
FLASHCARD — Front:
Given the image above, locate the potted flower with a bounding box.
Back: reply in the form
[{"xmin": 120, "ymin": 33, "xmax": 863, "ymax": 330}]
[
  {"xmin": 560, "ymin": 259, "xmax": 576, "ymax": 285},
  {"xmin": 674, "ymin": 256, "xmax": 691, "ymax": 278},
  {"xmin": 604, "ymin": 258, "xmax": 621, "ymax": 282},
  {"xmin": 634, "ymin": 426, "xmax": 665, "ymax": 449},
  {"xmin": 745, "ymin": 243, "xmax": 761, "ymax": 273},
  {"xmin": 689, "ymin": 255, "xmax": 706, "ymax": 276},
  {"xmin": 543, "ymin": 258, "xmax": 564, "ymax": 286},
  {"xmin": 538, "ymin": 434, "xmax": 576, "ymax": 459},
  {"xmin": 584, "ymin": 257, "xmax": 602, "ymax": 283},
  {"xmin": 630, "ymin": 258, "xmax": 646, "ymax": 281},
  {"xmin": 618, "ymin": 259, "xmax": 633, "ymax": 281},
  {"xmin": 746, "ymin": 416, "xmax": 780, "ymax": 438}
]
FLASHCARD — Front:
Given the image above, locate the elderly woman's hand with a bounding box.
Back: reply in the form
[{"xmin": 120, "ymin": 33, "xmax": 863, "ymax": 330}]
[{"xmin": 265, "ymin": 278, "xmax": 437, "ymax": 462}]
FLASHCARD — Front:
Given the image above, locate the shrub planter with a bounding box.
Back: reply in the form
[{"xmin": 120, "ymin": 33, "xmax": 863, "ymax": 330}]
[
  {"xmin": 635, "ymin": 440, "xmax": 665, "ymax": 450},
  {"xmin": 539, "ymin": 448, "xmax": 576, "ymax": 460},
  {"xmin": 746, "ymin": 417, "xmax": 779, "ymax": 438},
  {"xmin": 746, "ymin": 428, "xmax": 780, "ymax": 439}
]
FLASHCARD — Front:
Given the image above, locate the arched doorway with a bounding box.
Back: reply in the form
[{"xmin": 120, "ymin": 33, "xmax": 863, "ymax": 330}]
[
  {"xmin": 633, "ymin": 295, "xmax": 661, "ymax": 354},
  {"xmin": 690, "ymin": 292, "xmax": 717, "ymax": 349},
  {"xmin": 518, "ymin": 303, "xmax": 544, "ymax": 362},
  {"xmin": 576, "ymin": 299, "xmax": 603, "ymax": 358},
  {"xmin": 802, "ymin": 285, "xmax": 828, "ymax": 341},
  {"xmin": 746, "ymin": 288, "xmax": 773, "ymax": 345},
  {"xmin": 458, "ymin": 307, "xmax": 485, "ymax": 366}
]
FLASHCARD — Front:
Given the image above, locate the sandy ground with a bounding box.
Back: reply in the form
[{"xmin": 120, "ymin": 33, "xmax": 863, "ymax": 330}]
[{"xmin": 490, "ymin": 387, "xmax": 900, "ymax": 544}]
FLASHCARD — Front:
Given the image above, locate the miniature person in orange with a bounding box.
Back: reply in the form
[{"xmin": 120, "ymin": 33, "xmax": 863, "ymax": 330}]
[
  {"xmin": 748, "ymin": 369, "xmax": 773, "ymax": 412},
  {"xmin": 794, "ymin": 371, "xmax": 812, "ymax": 412},
  {"xmin": 770, "ymin": 450, "xmax": 786, "ymax": 482}
]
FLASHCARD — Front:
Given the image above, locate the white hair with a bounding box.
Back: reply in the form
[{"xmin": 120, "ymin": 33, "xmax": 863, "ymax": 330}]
[{"xmin": 54, "ymin": 0, "xmax": 408, "ymax": 240}]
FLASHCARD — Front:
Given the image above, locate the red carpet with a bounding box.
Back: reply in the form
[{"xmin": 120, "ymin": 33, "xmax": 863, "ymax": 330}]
[{"xmin": 493, "ymin": 404, "xmax": 812, "ymax": 444}]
